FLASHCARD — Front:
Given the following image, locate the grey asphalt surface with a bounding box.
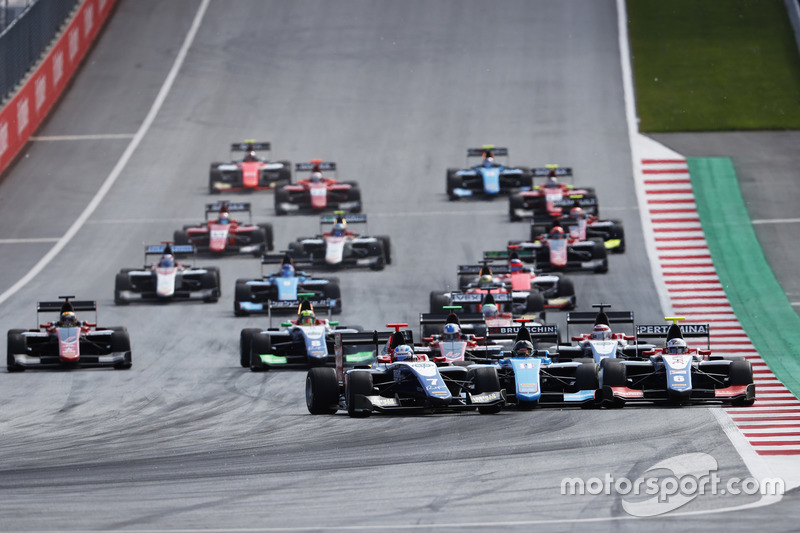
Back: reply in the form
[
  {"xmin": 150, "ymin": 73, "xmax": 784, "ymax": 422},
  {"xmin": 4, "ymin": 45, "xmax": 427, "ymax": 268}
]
[{"xmin": 0, "ymin": 1, "xmax": 797, "ymax": 531}]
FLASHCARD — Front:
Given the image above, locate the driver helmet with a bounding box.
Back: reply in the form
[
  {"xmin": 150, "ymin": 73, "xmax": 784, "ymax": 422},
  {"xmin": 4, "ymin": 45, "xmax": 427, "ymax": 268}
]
[
  {"xmin": 479, "ymin": 273, "xmax": 493, "ymax": 284},
  {"xmin": 298, "ymin": 309, "xmax": 316, "ymax": 326},
  {"xmin": 550, "ymin": 226, "xmax": 566, "ymax": 239},
  {"xmin": 666, "ymin": 338, "xmax": 688, "ymax": 355},
  {"xmin": 481, "ymin": 303, "xmax": 499, "ymax": 318},
  {"xmin": 158, "ymin": 254, "xmax": 175, "ymax": 268},
  {"xmin": 442, "ymin": 323, "xmax": 461, "ymax": 341},
  {"xmin": 591, "ymin": 323, "xmax": 612, "ymax": 340},
  {"xmin": 218, "ymin": 212, "xmax": 230, "ymax": 224},
  {"xmin": 509, "ymin": 258, "xmax": 524, "ymax": 273},
  {"xmin": 310, "ymin": 171, "xmax": 323, "ymax": 183},
  {"xmin": 244, "ymin": 150, "xmax": 258, "ymax": 162},
  {"xmin": 393, "ymin": 344, "xmax": 415, "ymax": 362},
  {"xmin": 482, "ymin": 156, "xmax": 495, "ymax": 168},
  {"xmin": 60, "ymin": 311, "xmax": 78, "ymax": 327},
  {"xmin": 279, "ymin": 263, "xmax": 295, "ymax": 277},
  {"xmin": 570, "ymin": 206, "xmax": 585, "ymax": 220},
  {"xmin": 331, "ymin": 222, "xmax": 346, "ymax": 237},
  {"xmin": 512, "ymin": 339, "xmax": 534, "ymax": 357},
  {"xmin": 544, "ymin": 170, "xmax": 559, "ymax": 187}
]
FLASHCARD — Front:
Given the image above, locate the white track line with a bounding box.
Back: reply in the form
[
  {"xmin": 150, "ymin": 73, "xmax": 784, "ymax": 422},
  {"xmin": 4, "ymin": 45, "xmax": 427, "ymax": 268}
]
[{"xmin": 0, "ymin": 0, "xmax": 211, "ymax": 307}]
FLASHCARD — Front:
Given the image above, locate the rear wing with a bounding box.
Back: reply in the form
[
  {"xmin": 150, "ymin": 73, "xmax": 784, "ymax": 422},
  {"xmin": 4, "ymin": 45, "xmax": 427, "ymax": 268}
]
[
  {"xmin": 296, "ymin": 161, "xmax": 337, "ymax": 172},
  {"xmin": 145, "ymin": 244, "xmax": 195, "ymax": 257},
  {"xmin": 636, "ymin": 323, "xmax": 710, "ymax": 349},
  {"xmin": 467, "ymin": 146, "xmax": 508, "ymax": 157},
  {"xmin": 419, "ymin": 312, "xmax": 486, "ymax": 325},
  {"xmin": 231, "ymin": 141, "xmax": 270, "ymax": 152},
  {"xmin": 449, "ymin": 292, "xmax": 514, "ymax": 305},
  {"xmin": 205, "ymin": 201, "xmax": 252, "ymax": 223},
  {"xmin": 486, "ymin": 324, "xmax": 560, "ymax": 344},
  {"xmin": 334, "ymin": 330, "xmax": 415, "ymax": 380},
  {"xmin": 484, "ymin": 247, "xmax": 538, "ymax": 264},
  {"xmin": 531, "ymin": 166, "xmax": 573, "ymax": 178},
  {"xmin": 319, "ymin": 213, "xmax": 367, "ymax": 233},
  {"xmin": 37, "ymin": 297, "xmax": 97, "ymax": 325},
  {"xmin": 267, "ymin": 298, "xmax": 332, "ymax": 327},
  {"xmin": 261, "ymin": 252, "xmax": 315, "ymax": 268},
  {"xmin": 458, "ymin": 264, "xmax": 512, "ymax": 276}
]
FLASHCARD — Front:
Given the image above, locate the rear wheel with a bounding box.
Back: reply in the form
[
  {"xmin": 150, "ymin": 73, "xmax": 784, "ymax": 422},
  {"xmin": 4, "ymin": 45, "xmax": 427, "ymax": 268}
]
[
  {"xmin": 174, "ymin": 230, "xmax": 190, "ymax": 245},
  {"xmin": 7, "ymin": 330, "xmax": 26, "ymax": 373},
  {"xmin": 429, "ymin": 291, "xmax": 450, "ymax": 314},
  {"xmin": 240, "ymin": 328, "xmax": 261, "ymax": 368},
  {"xmin": 306, "ymin": 367, "xmax": 339, "ymax": 414},
  {"xmin": 347, "ymin": 371, "xmax": 374, "ymax": 418}
]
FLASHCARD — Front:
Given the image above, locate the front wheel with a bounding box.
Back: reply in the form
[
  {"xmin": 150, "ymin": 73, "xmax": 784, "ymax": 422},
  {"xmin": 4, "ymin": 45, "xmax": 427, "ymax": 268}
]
[
  {"xmin": 7, "ymin": 330, "xmax": 26, "ymax": 373},
  {"xmin": 471, "ymin": 366, "xmax": 503, "ymax": 414},
  {"xmin": 347, "ymin": 371, "xmax": 374, "ymax": 418},
  {"xmin": 240, "ymin": 328, "xmax": 261, "ymax": 368},
  {"xmin": 306, "ymin": 367, "xmax": 339, "ymax": 414}
]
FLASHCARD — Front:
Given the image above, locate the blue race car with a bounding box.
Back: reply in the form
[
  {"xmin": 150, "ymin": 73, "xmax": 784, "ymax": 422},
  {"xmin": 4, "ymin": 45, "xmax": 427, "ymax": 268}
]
[
  {"xmin": 234, "ymin": 254, "xmax": 342, "ymax": 316},
  {"xmin": 305, "ymin": 324, "xmax": 506, "ymax": 417},
  {"xmin": 446, "ymin": 145, "xmax": 532, "ymax": 200},
  {"xmin": 479, "ymin": 323, "xmax": 599, "ymax": 408}
]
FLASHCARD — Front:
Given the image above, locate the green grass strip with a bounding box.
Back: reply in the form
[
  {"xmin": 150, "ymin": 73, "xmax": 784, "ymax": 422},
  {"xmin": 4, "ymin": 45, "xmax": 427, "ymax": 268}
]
[
  {"xmin": 688, "ymin": 157, "xmax": 800, "ymax": 396},
  {"xmin": 628, "ymin": 0, "xmax": 800, "ymax": 132}
]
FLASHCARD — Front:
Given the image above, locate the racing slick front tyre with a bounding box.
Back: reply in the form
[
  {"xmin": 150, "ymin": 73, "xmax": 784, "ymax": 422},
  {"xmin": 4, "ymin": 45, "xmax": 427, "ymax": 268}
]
[
  {"xmin": 368, "ymin": 243, "xmax": 386, "ymax": 271},
  {"xmin": 525, "ymin": 291, "xmax": 546, "ymax": 315},
  {"xmin": 208, "ymin": 166, "xmax": 223, "ymax": 194},
  {"xmin": 575, "ymin": 362, "xmax": 600, "ymax": 408},
  {"xmin": 234, "ymin": 280, "xmax": 251, "ymax": 316},
  {"xmin": 277, "ymin": 161, "xmax": 292, "ymax": 186},
  {"xmin": 347, "ymin": 187, "xmax": 362, "ymax": 213},
  {"xmin": 258, "ymin": 224, "xmax": 275, "ymax": 251},
  {"xmin": 591, "ymin": 241, "xmax": 609, "ymax": 273},
  {"xmin": 249, "ymin": 333, "xmax": 271, "ymax": 372},
  {"xmin": 240, "ymin": 328, "xmax": 261, "ymax": 368},
  {"xmin": 375, "ymin": 236, "xmax": 392, "ymax": 265},
  {"xmin": 429, "ymin": 291, "xmax": 450, "ymax": 314},
  {"xmin": 446, "ymin": 169, "xmax": 462, "ymax": 200},
  {"xmin": 274, "ymin": 187, "xmax": 290, "ymax": 216},
  {"xmin": 306, "ymin": 367, "xmax": 339, "ymax": 415},
  {"xmin": 609, "ymin": 221, "xmax": 625, "ymax": 253},
  {"xmin": 347, "ymin": 371, "xmax": 373, "ymax": 418},
  {"xmin": 111, "ymin": 330, "xmax": 132, "ymax": 370},
  {"xmin": 324, "ymin": 282, "xmax": 343, "ymax": 314},
  {"xmin": 114, "ymin": 272, "xmax": 132, "ymax": 305},
  {"xmin": 470, "ymin": 366, "xmax": 503, "ymax": 414},
  {"xmin": 248, "ymin": 229, "xmax": 267, "ymax": 257},
  {"xmin": 7, "ymin": 330, "xmax": 26, "ymax": 373},
  {"xmin": 509, "ymin": 193, "xmax": 525, "ymax": 221},
  {"xmin": 729, "ymin": 359, "xmax": 755, "ymax": 406},
  {"xmin": 201, "ymin": 267, "xmax": 221, "ymax": 302},
  {"xmin": 556, "ymin": 276, "xmax": 576, "ymax": 309},
  {"xmin": 599, "ymin": 359, "xmax": 626, "ymax": 408},
  {"xmin": 173, "ymin": 230, "xmax": 190, "ymax": 245}
]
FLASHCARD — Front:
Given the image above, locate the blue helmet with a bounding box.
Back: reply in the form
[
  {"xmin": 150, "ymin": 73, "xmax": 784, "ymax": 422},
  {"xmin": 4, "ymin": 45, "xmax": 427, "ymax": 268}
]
[
  {"xmin": 442, "ymin": 323, "xmax": 461, "ymax": 341},
  {"xmin": 332, "ymin": 222, "xmax": 346, "ymax": 237},
  {"xmin": 393, "ymin": 344, "xmax": 415, "ymax": 362},
  {"xmin": 280, "ymin": 263, "xmax": 295, "ymax": 277}
]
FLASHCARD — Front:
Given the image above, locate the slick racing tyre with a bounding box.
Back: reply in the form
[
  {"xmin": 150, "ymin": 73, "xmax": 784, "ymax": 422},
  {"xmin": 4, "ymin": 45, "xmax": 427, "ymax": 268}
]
[
  {"xmin": 592, "ymin": 241, "xmax": 609, "ymax": 273},
  {"xmin": 446, "ymin": 169, "xmax": 462, "ymax": 200},
  {"xmin": 240, "ymin": 328, "xmax": 261, "ymax": 368},
  {"xmin": 306, "ymin": 367, "xmax": 339, "ymax": 414},
  {"xmin": 274, "ymin": 187, "xmax": 290, "ymax": 216},
  {"xmin": 509, "ymin": 193, "xmax": 525, "ymax": 221},
  {"xmin": 324, "ymin": 282, "xmax": 343, "ymax": 314},
  {"xmin": 111, "ymin": 329, "xmax": 132, "ymax": 370},
  {"xmin": 7, "ymin": 330, "xmax": 26, "ymax": 372},
  {"xmin": 259, "ymin": 224, "xmax": 275, "ymax": 251},
  {"xmin": 729, "ymin": 359, "xmax": 755, "ymax": 406},
  {"xmin": 599, "ymin": 359, "xmax": 626, "ymax": 408},
  {"xmin": 429, "ymin": 291, "xmax": 450, "ymax": 314},
  {"xmin": 250, "ymin": 333, "xmax": 271, "ymax": 372},
  {"xmin": 202, "ymin": 267, "xmax": 221, "ymax": 302},
  {"xmin": 376, "ymin": 236, "xmax": 392, "ymax": 265},
  {"xmin": 347, "ymin": 371, "xmax": 373, "ymax": 418},
  {"xmin": 470, "ymin": 366, "xmax": 503, "ymax": 414},
  {"xmin": 114, "ymin": 272, "xmax": 132, "ymax": 305},
  {"xmin": 234, "ymin": 280, "xmax": 251, "ymax": 316},
  {"xmin": 173, "ymin": 230, "xmax": 190, "ymax": 245},
  {"xmin": 525, "ymin": 291, "xmax": 545, "ymax": 315}
]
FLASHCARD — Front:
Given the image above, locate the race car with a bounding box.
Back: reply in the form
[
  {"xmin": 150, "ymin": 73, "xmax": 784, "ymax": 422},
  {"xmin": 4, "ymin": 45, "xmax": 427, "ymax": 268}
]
[
  {"xmin": 114, "ymin": 243, "xmax": 220, "ymax": 305},
  {"xmin": 416, "ymin": 310, "xmax": 504, "ymax": 363},
  {"xmin": 239, "ymin": 298, "xmax": 362, "ymax": 370},
  {"xmin": 7, "ymin": 296, "xmax": 132, "ymax": 371},
  {"xmin": 479, "ymin": 322, "xmax": 599, "ymax": 408},
  {"xmin": 446, "ymin": 145, "xmax": 532, "ymax": 200},
  {"xmin": 530, "ymin": 205, "xmax": 625, "ymax": 254},
  {"xmin": 460, "ymin": 256, "xmax": 577, "ymax": 310},
  {"xmin": 174, "ymin": 201, "xmax": 274, "ymax": 257},
  {"xmin": 208, "ymin": 141, "xmax": 291, "ymax": 193},
  {"xmin": 234, "ymin": 254, "xmax": 342, "ymax": 316},
  {"xmin": 274, "ymin": 160, "xmax": 362, "ymax": 215},
  {"xmin": 599, "ymin": 317, "xmax": 756, "ymax": 407},
  {"xmin": 503, "ymin": 225, "xmax": 609, "ymax": 273},
  {"xmin": 508, "ymin": 165, "xmax": 599, "ymax": 221},
  {"xmin": 430, "ymin": 265, "xmax": 546, "ymax": 317},
  {"xmin": 304, "ymin": 324, "xmax": 506, "ymax": 417},
  {"xmin": 287, "ymin": 213, "xmax": 391, "ymax": 270}
]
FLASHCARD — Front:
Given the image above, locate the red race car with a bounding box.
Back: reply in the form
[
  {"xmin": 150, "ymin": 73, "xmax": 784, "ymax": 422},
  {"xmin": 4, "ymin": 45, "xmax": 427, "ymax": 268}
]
[
  {"xmin": 175, "ymin": 201, "xmax": 274, "ymax": 257},
  {"xmin": 208, "ymin": 141, "xmax": 291, "ymax": 193},
  {"xmin": 275, "ymin": 160, "xmax": 362, "ymax": 215},
  {"xmin": 509, "ymin": 165, "xmax": 599, "ymax": 221}
]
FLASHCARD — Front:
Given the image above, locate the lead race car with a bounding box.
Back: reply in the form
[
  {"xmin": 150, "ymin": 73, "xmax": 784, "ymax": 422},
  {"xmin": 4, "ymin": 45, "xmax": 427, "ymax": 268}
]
[
  {"xmin": 208, "ymin": 140, "xmax": 291, "ymax": 193},
  {"xmin": 508, "ymin": 164, "xmax": 599, "ymax": 221},
  {"xmin": 7, "ymin": 296, "xmax": 132, "ymax": 371},
  {"xmin": 287, "ymin": 213, "xmax": 391, "ymax": 270},
  {"xmin": 599, "ymin": 317, "xmax": 756, "ymax": 407},
  {"xmin": 447, "ymin": 145, "xmax": 532, "ymax": 200},
  {"xmin": 114, "ymin": 243, "xmax": 220, "ymax": 305},
  {"xmin": 234, "ymin": 254, "xmax": 342, "ymax": 316},
  {"xmin": 239, "ymin": 297, "xmax": 364, "ymax": 370},
  {"xmin": 305, "ymin": 324, "xmax": 506, "ymax": 417},
  {"xmin": 174, "ymin": 201, "xmax": 274, "ymax": 257},
  {"xmin": 274, "ymin": 160, "xmax": 362, "ymax": 215}
]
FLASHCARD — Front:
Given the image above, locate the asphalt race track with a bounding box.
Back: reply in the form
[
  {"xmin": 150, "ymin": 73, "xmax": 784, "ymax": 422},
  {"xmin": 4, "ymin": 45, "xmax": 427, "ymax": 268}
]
[{"xmin": 0, "ymin": 1, "xmax": 797, "ymax": 531}]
